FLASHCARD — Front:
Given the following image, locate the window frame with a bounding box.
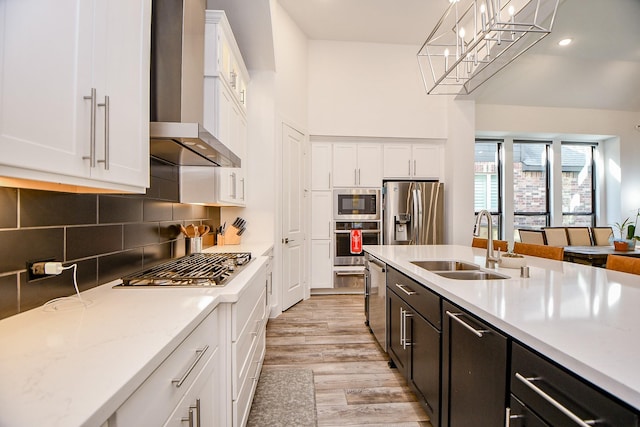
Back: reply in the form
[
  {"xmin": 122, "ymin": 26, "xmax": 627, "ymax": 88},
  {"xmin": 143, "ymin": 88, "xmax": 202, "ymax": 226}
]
[
  {"xmin": 560, "ymin": 141, "xmax": 597, "ymax": 227},
  {"xmin": 474, "ymin": 139, "xmax": 503, "ymax": 238},
  {"xmin": 512, "ymin": 140, "xmax": 551, "ymax": 229}
]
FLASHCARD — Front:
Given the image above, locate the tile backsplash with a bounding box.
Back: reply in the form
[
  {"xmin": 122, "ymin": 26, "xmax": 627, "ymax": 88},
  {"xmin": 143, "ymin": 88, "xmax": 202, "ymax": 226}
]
[{"xmin": 0, "ymin": 176, "xmax": 220, "ymax": 320}]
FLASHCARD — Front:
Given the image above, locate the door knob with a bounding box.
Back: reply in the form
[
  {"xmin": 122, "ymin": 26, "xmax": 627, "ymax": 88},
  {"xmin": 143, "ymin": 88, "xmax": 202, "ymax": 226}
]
[{"xmin": 283, "ymin": 238, "xmax": 289, "ymax": 244}]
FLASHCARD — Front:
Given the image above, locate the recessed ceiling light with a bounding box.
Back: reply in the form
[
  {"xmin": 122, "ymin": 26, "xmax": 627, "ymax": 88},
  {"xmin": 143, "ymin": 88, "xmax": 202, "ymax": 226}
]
[{"xmin": 558, "ymin": 38, "xmax": 572, "ymax": 46}]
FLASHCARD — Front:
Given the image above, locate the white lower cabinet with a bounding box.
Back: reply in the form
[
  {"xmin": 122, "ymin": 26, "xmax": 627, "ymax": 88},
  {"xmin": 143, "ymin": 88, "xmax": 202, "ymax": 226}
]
[
  {"xmin": 109, "ymin": 258, "xmax": 269, "ymax": 427},
  {"xmin": 111, "ymin": 307, "xmax": 221, "ymax": 427},
  {"xmin": 230, "ymin": 261, "xmax": 268, "ymax": 427},
  {"xmin": 311, "ymin": 240, "xmax": 333, "ymax": 289},
  {"xmin": 163, "ymin": 347, "xmax": 221, "ymax": 427}
]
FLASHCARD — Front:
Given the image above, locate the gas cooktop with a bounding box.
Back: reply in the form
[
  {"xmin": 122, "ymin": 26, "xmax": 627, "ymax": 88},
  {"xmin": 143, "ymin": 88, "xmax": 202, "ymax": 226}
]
[{"xmin": 115, "ymin": 252, "xmax": 252, "ymax": 287}]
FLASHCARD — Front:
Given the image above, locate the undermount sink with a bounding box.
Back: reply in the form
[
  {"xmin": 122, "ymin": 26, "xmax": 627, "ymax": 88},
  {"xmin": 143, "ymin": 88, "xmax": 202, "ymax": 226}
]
[
  {"xmin": 410, "ymin": 259, "xmax": 510, "ymax": 280},
  {"xmin": 411, "ymin": 260, "xmax": 480, "ymax": 271},
  {"xmin": 435, "ymin": 271, "xmax": 510, "ymax": 280}
]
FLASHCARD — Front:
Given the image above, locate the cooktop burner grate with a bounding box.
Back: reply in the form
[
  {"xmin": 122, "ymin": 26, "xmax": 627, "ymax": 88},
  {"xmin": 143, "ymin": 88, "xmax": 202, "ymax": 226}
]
[{"xmin": 119, "ymin": 252, "xmax": 252, "ymax": 287}]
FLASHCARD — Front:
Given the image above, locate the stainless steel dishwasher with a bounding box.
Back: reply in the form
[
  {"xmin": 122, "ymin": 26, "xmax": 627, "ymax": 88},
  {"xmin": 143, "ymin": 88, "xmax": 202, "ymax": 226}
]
[{"xmin": 365, "ymin": 253, "xmax": 387, "ymax": 351}]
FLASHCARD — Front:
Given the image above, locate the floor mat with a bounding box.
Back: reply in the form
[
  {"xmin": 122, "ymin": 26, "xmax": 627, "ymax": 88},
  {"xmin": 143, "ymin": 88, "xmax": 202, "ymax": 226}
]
[{"xmin": 247, "ymin": 368, "xmax": 317, "ymax": 427}]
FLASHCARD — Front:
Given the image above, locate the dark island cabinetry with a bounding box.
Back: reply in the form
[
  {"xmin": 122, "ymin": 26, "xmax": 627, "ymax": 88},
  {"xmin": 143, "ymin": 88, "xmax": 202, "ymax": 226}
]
[
  {"xmin": 387, "ymin": 266, "xmax": 441, "ymax": 427},
  {"xmin": 441, "ymin": 300, "xmax": 508, "ymax": 427}
]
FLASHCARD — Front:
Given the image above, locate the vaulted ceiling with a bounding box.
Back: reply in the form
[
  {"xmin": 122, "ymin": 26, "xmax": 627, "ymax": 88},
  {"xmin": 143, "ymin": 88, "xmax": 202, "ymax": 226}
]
[{"xmin": 277, "ymin": 0, "xmax": 640, "ymax": 111}]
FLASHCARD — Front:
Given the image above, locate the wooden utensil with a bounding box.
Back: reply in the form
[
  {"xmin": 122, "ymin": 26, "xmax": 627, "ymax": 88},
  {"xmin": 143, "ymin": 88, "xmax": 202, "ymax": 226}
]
[{"xmin": 198, "ymin": 225, "xmax": 210, "ymax": 236}]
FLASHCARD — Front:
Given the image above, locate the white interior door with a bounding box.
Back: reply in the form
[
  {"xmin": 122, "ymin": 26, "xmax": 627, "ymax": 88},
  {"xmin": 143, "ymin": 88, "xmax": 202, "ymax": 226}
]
[{"xmin": 281, "ymin": 123, "xmax": 306, "ymax": 310}]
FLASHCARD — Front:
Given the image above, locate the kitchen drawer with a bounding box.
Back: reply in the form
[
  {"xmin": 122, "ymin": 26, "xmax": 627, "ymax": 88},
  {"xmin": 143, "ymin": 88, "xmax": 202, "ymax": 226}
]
[
  {"xmin": 233, "ymin": 328, "xmax": 266, "ymax": 427},
  {"xmin": 387, "ymin": 266, "xmax": 441, "ymax": 329},
  {"xmin": 232, "ymin": 286, "xmax": 267, "ymax": 399},
  {"xmin": 162, "ymin": 345, "xmax": 221, "ymax": 427},
  {"xmin": 232, "ymin": 263, "xmax": 267, "ymax": 340},
  {"xmin": 511, "ymin": 342, "xmax": 638, "ymax": 427},
  {"xmin": 113, "ymin": 308, "xmax": 219, "ymax": 427}
]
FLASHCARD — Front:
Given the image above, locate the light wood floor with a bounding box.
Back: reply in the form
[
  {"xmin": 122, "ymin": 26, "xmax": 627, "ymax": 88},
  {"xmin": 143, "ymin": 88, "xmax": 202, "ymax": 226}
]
[{"xmin": 263, "ymin": 294, "xmax": 432, "ymax": 427}]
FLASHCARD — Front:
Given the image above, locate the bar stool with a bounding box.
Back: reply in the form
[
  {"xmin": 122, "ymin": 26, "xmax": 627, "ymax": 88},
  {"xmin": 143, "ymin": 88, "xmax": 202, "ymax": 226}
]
[{"xmin": 513, "ymin": 242, "xmax": 564, "ymax": 261}]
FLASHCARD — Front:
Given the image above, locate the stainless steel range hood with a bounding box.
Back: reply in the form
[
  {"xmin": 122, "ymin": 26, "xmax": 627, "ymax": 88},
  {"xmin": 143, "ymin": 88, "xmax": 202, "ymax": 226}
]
[{"xmin": 150, "ymin": 0, "xmax": 240, "ymax": 168}]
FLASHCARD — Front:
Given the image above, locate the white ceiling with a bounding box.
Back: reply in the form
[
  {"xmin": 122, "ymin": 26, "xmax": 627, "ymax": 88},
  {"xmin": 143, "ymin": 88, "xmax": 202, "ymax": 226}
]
[{"xmin": 277, "ymin": 0, "xmax": 640, "ymax": 111}]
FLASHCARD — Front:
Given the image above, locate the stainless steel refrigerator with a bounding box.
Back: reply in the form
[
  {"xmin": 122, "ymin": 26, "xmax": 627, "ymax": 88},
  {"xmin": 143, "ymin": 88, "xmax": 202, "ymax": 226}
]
[{"xmin": 382, "ymin": 181, "xmax": 444, "ymax": 245}]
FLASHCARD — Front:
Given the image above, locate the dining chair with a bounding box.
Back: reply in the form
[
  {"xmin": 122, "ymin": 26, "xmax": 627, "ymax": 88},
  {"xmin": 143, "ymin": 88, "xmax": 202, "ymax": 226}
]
[
  {"xmin": 591, "ymin": 227, "xmax": 614, "ymax": 246},
  {"xmin": 518, "ymin": 229, "xmax": 546, "ymax": 245},
  {"xmin": 606, "ymin": 255, "xmax": 640, "ymax": 275},
  {"xmin": 543, "ymin": 227, "xmax": 569, "ymax": 247},
  {"xmin": 513, "ymin": 242, "xmax": 564, "ymax": 261},
  {"xmin": 471, "ymin": 237, "xmax": 508, "ymax": 252},
  {"xmin": 566, "ymin": 227, "xmax": 593, "ymax": 246}
]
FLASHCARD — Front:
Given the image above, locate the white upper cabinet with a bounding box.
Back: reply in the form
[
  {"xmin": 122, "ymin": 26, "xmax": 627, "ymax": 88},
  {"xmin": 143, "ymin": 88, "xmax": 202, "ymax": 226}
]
[
  {"xmin": 383, "ymin": 143, "xmax": 443, "ymax": 180},
  {"xmin": 0, "ymin": 0, "xmax": 151, "ymax": 193},
  {"xmin": 201, "ymin": 10, "xmax": 249, "ymax": 207},
  {"xmin": 311, "ymin": 143, "xmax": 332, "ymax": 190},
  {"xmin": 332, "ymin": 143, "xmax": 382, "ymax": 188}
]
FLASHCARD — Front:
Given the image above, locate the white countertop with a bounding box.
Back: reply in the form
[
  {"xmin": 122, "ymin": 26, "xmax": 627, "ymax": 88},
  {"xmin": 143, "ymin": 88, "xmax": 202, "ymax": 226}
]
[
  {"xmin": 364, "ymin": 244, "xmax": 640, "ymax": 411},
  {"xmin": 0, "ymin": 243, "xmax": 271, "ymax": 427}
]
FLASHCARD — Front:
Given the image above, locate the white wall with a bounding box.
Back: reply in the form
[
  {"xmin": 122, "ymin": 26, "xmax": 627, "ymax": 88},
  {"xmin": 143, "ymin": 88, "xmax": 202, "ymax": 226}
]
[
  {"xmin": 444, "ymin": 98, "xmax": 476, "ymax": 245},
  {"xmin": 273, "ymin": 1, "xmax": 308, "ymax": 130},
  {"xmin": 308, "ymin": 40, "xmax": 448, "ymax": 139},
  {"xmin": 476, "ymin": 104, "xmax": 640, "ymax": 225}
]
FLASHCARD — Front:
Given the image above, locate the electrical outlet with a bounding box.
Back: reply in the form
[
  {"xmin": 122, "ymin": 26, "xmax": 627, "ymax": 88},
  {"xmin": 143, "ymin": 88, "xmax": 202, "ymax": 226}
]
[{"xmin": 27, "ymin": 258, "xmax": 56, "ymax": 282}]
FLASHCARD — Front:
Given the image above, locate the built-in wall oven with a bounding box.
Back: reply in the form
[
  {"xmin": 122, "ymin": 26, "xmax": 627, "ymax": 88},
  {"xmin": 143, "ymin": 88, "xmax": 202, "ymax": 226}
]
[{"xmin": 332, "ymin": 188, "xmax": 381, "ymax": 289}]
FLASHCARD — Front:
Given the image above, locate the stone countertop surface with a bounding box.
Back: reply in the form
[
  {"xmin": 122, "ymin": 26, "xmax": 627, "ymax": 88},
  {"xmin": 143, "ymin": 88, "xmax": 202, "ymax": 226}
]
[
  {"xmin": 0, "ymin": 243, "xmax": 272, "ymax": 427},
  {"xmin": 364, "ymin": 244, "xmax": 640, "ymax": 411}
]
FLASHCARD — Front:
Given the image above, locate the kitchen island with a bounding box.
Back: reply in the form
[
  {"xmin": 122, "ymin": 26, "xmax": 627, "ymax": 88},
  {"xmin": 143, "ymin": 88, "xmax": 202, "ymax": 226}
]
[
  {"xmin": 0, "ymin": 244, "xmax": 272, "ymax": 427},
  {"xmin": 365, "ymin": 244, "xmax": 640, "ymax": 421}
]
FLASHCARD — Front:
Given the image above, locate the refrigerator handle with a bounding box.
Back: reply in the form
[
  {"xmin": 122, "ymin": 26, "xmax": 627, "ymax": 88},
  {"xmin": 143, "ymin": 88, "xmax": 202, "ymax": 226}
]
[{"xmin": 412, "ymin": 188, "xmax": 420, "ymax": 244}]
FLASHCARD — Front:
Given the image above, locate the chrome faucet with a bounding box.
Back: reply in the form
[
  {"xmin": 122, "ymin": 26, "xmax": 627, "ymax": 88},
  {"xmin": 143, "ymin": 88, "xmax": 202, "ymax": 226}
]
[{"xmin": 474, "ymin": 210, "xmax": 500, "ymax": 268}]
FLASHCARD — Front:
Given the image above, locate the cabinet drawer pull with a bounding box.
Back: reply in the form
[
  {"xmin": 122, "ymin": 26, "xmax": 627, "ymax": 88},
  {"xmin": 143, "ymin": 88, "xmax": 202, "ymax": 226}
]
[
  {"xmin": 446, "ymin": 311, "xmax": 488, "ymax": 337},
  {"xmin": 515, "ymin": 373, "xmax": 598, "ymax": 427},
  {"xmin": 395, "ymin": 283, "xmax": 417, "ymax": 296},
  {"xmin": 172, "ymin": 345, "xmax": 209, "ymax": 388}
]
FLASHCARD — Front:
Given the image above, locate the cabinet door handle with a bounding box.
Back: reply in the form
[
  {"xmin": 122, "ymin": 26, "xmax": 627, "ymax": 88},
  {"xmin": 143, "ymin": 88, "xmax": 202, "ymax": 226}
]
[
  {"xmin": 505, "ymin": 407, "xmax": 525, "ymax": 427},
  {"xmin": 358, "ymin": 168, "xmax": 361, "ymax": 185},
  {"xmin": 395, "ymin": 283, "xmax": 417, "ymax": 296},
  {"xmin": 354, "ymin": 169, "xmax": 358, "ymax": 186},
  {"xmin": 82, "ymin": 88, "xmax": 97, "ymax": 167},
  {"xmin": 403, "ymin": 309, "xmax": 413, "ymax": 349},
  {"xmin": 181, "ymin": 407, "xmax": 194, "ymax": 427},
  {"xmin": 97, "ymin": 95, "xmax": 110, "ymax": 170},
  {"xmin": 240, "ymin": 177, "xmax": 245, "ymax": 200},
  {"xmin": 515, "ymin": 373, "xmax": 597, "ymax": 427},
  {"xmin": 399, "ymin": 307, "xmax": 405, "ymax": 347},
  {"xmin": 230, "ymin": 172, "xmax": 237, "ymax": 198},
  {"xmin": 172, "ymin": 345, "xmax": 209, "ymax": 388},
  {"xmin": 446, "ymin": 311, "xmax": 488, "ymax": 338},
  {"xmin": 182, "ymin": 399, "xmax": 201, "ymax": 427},
  {"xmin": 413, "ymin": 160, "xmax": 417, "ymax": 176},
  {"xmin": 408, "ymin": 160, "xmax": 411, "ymax": 175}
]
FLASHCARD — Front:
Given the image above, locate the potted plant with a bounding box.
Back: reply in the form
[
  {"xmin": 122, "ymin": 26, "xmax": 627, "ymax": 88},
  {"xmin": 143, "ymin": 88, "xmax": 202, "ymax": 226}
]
[{"xmin": 612, "ymin": 209, "xmax": 640, "ymax": 251}]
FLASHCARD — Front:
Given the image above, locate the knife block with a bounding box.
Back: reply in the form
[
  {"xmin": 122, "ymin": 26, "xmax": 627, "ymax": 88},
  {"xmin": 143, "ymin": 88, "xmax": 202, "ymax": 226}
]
[{"xmin": 224, "ymin": 225, "xmax": 242, "ymax": 245}]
